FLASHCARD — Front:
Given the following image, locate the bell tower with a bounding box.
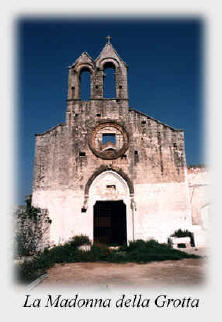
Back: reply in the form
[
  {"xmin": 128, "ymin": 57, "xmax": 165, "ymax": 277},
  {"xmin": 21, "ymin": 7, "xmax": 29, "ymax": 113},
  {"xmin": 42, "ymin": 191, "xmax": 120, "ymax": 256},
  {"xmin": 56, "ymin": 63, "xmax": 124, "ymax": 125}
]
[
  {"xmin": 66, "ymin": 36, "xmax": 129, "ymax": 125},
  {"xmin": 94, "ymin": 35, "xmax": 128, "ymax": 100}
]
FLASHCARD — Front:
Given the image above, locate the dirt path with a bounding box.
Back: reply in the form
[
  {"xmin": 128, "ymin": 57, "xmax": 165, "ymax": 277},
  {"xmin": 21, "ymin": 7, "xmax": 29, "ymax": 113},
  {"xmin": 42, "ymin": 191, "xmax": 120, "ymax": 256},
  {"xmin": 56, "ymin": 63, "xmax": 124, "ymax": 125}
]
[{"xmin": 37, "ymin": 258, "xmax": 206, "ymax": 289}]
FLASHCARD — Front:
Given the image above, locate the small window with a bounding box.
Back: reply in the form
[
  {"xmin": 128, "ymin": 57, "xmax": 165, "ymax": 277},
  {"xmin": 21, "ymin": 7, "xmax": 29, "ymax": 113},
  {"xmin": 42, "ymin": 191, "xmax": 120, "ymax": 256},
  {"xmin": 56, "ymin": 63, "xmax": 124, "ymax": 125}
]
[
  {"xmin": 96, "ymin": 113, "xmax": 101, "ymax": 117},
  {"xmin": 79, "ymin": 152, "xmax": 86, "ymax": 157},
  {"xmin": 102, "ymin": 133, "xmax": 116, "ymax": 145},
  {"xmin": 106, "ymin": 185, "xmax": 116, "ymax": 189},
  {"xmin": 71, "ymin": 86, "xmax": 75, "ymax": 99},
  {"xmin": 134, "ymin": 150, "xmax": 139, "ymax": 163},
  {"xmin": 141, "ymin": 120, "xmax": 146, "ymax": 124}
]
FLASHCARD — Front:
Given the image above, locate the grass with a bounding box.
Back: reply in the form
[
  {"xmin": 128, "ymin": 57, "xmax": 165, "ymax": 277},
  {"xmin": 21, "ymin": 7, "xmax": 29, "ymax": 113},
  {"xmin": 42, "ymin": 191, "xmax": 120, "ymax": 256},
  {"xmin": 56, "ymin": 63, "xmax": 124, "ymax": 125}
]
[{"xmin": 16, "ymin": 236, "xmax": 200, "ymax": 284}]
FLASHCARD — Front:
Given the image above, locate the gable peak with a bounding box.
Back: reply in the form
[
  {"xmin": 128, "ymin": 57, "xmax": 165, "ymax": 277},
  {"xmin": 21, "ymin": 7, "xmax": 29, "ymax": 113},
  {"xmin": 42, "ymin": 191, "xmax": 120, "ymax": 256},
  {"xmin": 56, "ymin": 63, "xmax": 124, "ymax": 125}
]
[
  {"xmin": 96, "ymin": 36, "xmax": 127, "ymax": 67},
  {"xmin": 70, "ymin": 51, "xmax": 94, "ymax": 68}
]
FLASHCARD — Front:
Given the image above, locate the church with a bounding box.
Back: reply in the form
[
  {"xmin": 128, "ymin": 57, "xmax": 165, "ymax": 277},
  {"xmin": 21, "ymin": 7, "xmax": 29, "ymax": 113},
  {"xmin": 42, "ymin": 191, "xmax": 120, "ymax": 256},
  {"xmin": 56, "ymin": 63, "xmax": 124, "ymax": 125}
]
[{"xmin": 32, "ymin": 37, "xmax": 207, "ymax": 247}]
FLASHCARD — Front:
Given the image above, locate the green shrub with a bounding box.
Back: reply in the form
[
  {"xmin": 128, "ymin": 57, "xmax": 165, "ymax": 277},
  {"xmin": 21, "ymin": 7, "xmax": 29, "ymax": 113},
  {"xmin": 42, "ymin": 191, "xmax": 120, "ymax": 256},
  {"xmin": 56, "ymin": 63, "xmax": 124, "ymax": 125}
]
[
  {"xmin": 15, "ymin": 233, "xmax": 32, "ymax": 257},
  {"xmin": 69, "ymin": 235, "xmax": 91, "ymax": 247},
  {"xmin": 16, "ymin": 236, "xmax": 200, "ymax": 284},
  {"xmin": 15, "ymin": 196, "xmax": 51, "ymax": 257},
  {"xmin": 127, "ymin": 239, "xmax": 147, "ymax": 251},
  {"xmin": 90, "ymin": 244, "xmax": 111, "ymax": 260},
  {"xmin": 120, "ymin": 238, "xmax": 192, "ymax": 263},
  {"xmin": 171, "ymin": 229, "xmax": 190, "ymax": 237},
  {"xmin": 16, "ymin": 260, "xmax": 46, "ymax": 283}
]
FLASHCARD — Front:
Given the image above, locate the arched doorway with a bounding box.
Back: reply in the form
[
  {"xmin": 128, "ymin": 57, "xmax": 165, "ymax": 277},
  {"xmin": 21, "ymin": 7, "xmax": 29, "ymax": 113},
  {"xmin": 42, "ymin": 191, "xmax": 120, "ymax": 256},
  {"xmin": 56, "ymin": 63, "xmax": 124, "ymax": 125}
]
[
  {"xmin": 86, "ymin": 169, "xmax": 134, "ymax": 244},
  {"xmin": 94, "ymin": 200, "xmax": 126, "ymax": 245}
]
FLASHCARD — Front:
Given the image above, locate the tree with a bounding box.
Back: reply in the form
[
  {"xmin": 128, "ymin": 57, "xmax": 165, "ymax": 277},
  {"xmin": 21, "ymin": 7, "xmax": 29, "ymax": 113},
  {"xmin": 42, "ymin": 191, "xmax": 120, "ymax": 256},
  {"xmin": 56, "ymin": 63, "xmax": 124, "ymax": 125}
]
[{"xmin": 15, "ymin": 195, "xmax": 51, "ymax": 257}]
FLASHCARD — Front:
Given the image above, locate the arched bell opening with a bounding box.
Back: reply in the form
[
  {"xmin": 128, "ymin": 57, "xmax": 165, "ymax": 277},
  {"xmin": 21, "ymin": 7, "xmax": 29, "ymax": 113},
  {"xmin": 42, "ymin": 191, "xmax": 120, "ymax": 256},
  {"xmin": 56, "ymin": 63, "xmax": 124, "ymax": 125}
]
[
  {"xmin": 79, "ymin": 67, "xmax": 92, "ymax": 101},
  {"xmin": 103, "ymin": 62, "xmax": 116, "ymax": 98}
]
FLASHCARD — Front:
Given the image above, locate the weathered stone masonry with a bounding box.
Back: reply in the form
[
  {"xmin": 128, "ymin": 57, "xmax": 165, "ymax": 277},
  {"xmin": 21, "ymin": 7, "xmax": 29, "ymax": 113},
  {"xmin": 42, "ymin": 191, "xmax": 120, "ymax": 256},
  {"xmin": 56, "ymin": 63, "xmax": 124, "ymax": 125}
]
[{"xmin": 32, "ymin": 38, "xmax": 207, "ymax": 246}]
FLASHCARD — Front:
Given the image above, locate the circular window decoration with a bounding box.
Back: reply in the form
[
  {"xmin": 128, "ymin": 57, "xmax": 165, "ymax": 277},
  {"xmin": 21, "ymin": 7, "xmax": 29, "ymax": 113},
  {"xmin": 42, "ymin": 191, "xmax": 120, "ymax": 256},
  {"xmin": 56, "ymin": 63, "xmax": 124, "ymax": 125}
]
[{"xmin": 89, "ymin": 121, "xmax": 129, "ymax": 160}]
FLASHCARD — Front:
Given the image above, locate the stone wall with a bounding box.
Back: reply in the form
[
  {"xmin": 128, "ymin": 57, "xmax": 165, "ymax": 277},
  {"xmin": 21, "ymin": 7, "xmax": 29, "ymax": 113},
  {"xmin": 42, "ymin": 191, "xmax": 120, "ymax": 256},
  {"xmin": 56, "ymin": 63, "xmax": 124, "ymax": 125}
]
[{"xmin": 33, "ymin": 105, "xmax": 186, "ymax": 192}]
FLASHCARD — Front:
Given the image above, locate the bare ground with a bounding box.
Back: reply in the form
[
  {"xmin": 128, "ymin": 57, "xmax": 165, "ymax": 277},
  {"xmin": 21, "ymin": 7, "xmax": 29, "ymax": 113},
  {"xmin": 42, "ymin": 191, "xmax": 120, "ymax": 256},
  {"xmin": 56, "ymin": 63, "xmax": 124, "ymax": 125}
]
[{"xmin": 37, "ymin": 257, "xmax": 207, "ymax": 289}]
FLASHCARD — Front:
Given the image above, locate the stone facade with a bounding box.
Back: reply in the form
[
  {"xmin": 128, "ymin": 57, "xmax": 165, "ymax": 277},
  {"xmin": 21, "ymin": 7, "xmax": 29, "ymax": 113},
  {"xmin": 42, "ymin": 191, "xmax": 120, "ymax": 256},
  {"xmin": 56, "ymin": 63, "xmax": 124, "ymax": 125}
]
[{"xmin": 32, "ymin": 38, "xmax": 207, "ymax": 247}]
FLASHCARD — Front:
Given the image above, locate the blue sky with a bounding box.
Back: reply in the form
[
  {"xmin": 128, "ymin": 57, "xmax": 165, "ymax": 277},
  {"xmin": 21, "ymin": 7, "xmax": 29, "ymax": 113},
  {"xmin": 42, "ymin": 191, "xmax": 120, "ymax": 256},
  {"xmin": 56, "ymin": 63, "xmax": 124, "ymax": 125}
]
[{"xmin": 17, "ymin": 17, "xmax": 204, "ymax": 205}]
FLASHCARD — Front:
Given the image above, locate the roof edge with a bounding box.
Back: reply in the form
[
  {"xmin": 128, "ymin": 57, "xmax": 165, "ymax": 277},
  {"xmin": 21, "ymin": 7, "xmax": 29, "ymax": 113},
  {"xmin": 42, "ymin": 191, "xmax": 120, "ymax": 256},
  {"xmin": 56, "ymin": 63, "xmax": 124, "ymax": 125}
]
[
  {"xmin": 70, "ymin": 51, "xmax": 95, "ymax": 68},
  {"xmin": 129, "ymin": 108, "xmax": 183, "ymax": 131},
  {"xmin": 35, "ymin": 123, "xmax": 66, "ymax": 137}
]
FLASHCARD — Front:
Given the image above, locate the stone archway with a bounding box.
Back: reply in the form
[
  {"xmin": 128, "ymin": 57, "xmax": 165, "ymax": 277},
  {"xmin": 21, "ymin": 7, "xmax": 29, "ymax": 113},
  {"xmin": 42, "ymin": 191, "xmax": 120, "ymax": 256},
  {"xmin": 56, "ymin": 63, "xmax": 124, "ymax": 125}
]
[
  {"xmin": 86, "ymin": 169, "xmax": 134, "ymax": 244},
  {"xmin": 84, "ymin": 166, "xmax": 134, "ymax": 197}
]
